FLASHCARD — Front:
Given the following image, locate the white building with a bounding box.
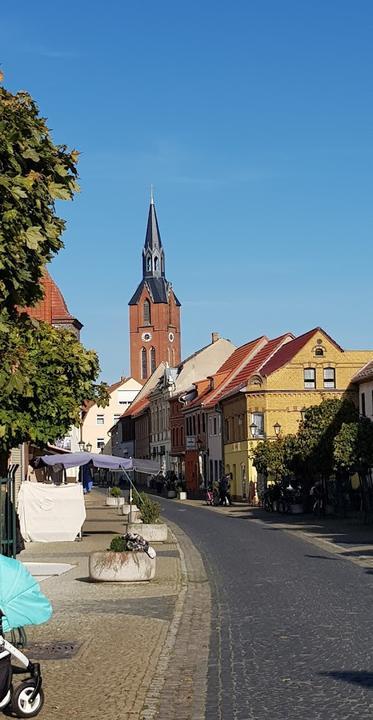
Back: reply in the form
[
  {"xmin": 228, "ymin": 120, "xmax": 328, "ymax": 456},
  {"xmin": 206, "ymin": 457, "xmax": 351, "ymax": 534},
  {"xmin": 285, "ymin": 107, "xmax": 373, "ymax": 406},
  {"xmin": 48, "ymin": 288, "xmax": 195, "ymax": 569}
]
[
  {"xmin": 82, "ymin": 377, "xmax": 142, "ymax": 454},
  {"xmin": 352, "ymin": 360, "xmax": 373, "ymax": 419}
]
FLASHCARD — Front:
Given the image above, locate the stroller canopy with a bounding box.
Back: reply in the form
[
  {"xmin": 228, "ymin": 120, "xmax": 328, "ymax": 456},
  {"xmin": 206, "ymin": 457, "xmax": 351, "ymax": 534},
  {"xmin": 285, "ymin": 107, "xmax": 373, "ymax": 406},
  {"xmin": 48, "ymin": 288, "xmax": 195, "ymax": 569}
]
[{"xmin": 0, "ymin": 556, "xmax": 52, "ymax": 633}]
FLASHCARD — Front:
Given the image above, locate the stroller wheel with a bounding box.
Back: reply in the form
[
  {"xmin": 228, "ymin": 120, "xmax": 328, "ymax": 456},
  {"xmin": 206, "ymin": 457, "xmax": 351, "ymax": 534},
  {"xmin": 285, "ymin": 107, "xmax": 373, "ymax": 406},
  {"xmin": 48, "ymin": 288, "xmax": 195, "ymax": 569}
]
[{"xmin": 11, "ymin": 681, "xmax": 44, "ymax": 718}]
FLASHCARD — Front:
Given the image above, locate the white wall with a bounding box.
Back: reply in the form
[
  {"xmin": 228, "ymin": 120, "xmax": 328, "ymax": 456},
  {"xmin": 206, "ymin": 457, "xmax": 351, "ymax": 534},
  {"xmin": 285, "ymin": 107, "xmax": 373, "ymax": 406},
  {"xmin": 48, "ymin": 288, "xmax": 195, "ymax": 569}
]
[{"xmin": 83, "ymin": 378, "xmax": 141, "ymax": 453}]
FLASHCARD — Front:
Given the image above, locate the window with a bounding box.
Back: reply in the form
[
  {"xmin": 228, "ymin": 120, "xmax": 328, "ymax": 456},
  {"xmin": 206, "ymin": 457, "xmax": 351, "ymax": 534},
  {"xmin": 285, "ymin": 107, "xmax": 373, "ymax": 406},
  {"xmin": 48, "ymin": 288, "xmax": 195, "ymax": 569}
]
[
  {"xmin": 141, "ymin": 347, "xmax": 147, "ymax": 379},
  {"xmin": 315, "ymin": 347, "xmax": 324, "ymax": 357},
  {"xmin": 214, "ymin": 459, "xmax": 218, "ymax": 482},
  {"xmin": 154, "ymin": 256, "xmax": 159, "ymax": 272},
  {"xmin": 361, "ymin": 392, "xmax": 366, "ymax": 417},
  {"xmin": 150, "ymin": 347, "xmax": 156, "ymax": 373},
  {"xmin": 197, "ymin": 415, "xmax": 201, "ymax": 435},
  {"xmin": 202, "ymin": 413, "xmax": 206, "ymax": 433},
  {"xmin": 147, "ymin": 256, "xmax": 151, "ymax": 272},
  {"xmin": 251, "ymin": 413, "xmax": 264, "ymax": 437},
  {"xmin": 323, "ymin": 367, "xmax": 335, "ymax": 389},
  {"xmin": 96, "ymin": 414, "xmax": 104, "ymax": 425},
  {"xmin": 304, "ymin": 367, "xmax": 316, "ymax": 389},
  {"xmin": 113, "ymin": 414, "xmax": 120, "ymax": 424},
  {"xmin": 143, "ymin": 300, "xmax": 151, "ymax": 325},
  {"xmin": 213, "ymin": 417, "xmax": 217, "ymax": 435},
  {"xmin": 209, "ymin": 459, "xmax": 213, "ymax": 483},
  {"xmin": 192, "ymin": 416, "xmax": 196, "ymax": 435},
  {"xmin": 224, "ymin": 419, "xmax": 230, "ymax": 442},
  {"xmin": 97, "ymin": 438, "xmax": 105, "ymax": 450}
]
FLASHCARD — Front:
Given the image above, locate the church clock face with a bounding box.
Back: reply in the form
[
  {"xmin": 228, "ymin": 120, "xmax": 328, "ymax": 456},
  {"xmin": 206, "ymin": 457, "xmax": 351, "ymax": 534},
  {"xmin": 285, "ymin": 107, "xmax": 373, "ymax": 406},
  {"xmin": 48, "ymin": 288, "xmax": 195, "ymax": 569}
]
[
  {"xmin": 168, "ymin": 332, "xmax": 175, "ymax": 343},
  {"xmin": 142, "ymin": 331, "xmax": 152, "ymax": 342}
]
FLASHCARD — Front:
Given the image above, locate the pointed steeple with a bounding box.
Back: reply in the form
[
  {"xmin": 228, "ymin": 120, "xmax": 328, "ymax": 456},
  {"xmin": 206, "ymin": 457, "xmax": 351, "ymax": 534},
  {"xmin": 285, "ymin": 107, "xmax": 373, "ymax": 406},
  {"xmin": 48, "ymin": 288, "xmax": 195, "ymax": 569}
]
[{"xmin": 142, "ymin": 190, "xmax": 165, "ymax": 278}]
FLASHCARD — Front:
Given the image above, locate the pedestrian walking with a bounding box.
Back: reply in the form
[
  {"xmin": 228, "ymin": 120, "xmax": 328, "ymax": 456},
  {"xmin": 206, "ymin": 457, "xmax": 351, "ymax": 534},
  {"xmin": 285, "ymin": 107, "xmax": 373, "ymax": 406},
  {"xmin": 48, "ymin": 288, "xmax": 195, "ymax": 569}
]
[{"xmin": 219, "ymin": 474, "xmax": 231, "ymax": 506}]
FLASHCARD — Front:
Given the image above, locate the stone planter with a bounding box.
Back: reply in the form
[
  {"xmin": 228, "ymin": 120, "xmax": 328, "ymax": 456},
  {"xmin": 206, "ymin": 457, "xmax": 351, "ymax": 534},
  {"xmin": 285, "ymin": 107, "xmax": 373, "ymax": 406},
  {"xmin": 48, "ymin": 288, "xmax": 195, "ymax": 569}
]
[
  {"xmin": 125, "ymin": 523, "xmax": 168, "ymax": 543},
  {"xmin": 89, "ymin": 551, "xmax": 156, "ymax": 582},
  {"xmin": 290, "ymin": 503, "xmax": 303, "ymax": 514},
  {"xmin": 121, "ymin": 504, "xmax": 141, "ymax": 522},
  {"xmin": 106, "ymin": 496, "xmax": 124, "ymax": 507},
  {"xmin": 178, "ymin": 491, "xmax": 187, "ymax": 500},
  {"xmin": 167, "ymin": 490, "xmax": 177, "ymax": 498}
]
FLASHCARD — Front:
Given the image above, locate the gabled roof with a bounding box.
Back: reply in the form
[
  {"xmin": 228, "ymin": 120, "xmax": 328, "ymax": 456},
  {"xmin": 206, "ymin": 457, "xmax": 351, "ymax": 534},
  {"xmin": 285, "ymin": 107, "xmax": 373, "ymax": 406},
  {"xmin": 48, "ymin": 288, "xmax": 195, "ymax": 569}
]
[
  {"xmin": 82, "ymin": 378, "xmax": 127, "ymax": 414},
  {"xmin": 26, "ymin": 270, "xmax": 82, "ymax": 329},
  {"xmin": 128, "ymin": 277, "xmax": 181, "ymax": 306},
  {"xmin": 201, "ymin": 335, "xmax": 270, "ymax": 408},
  {"xmin": 352, "ymin": 360, "xmax": 373, "ymax": 384},
  {"xmin": 215, "ymin": 333, "xmax": 294, "ymax": 401},
  {"xmin": 260, "ymin": 327, "xmax": 343, "ymax": 377}
]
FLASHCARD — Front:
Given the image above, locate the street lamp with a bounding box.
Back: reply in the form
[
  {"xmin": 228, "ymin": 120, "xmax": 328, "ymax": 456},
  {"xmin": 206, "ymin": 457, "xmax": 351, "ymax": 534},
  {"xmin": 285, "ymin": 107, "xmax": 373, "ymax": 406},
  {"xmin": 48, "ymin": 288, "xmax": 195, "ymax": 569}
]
[
  {"xmin": 273, "ymin": 422, "xmax": 281, "ymax": 437},
  {"xmin": 79, "ymin": 441, "xmax": 92, "ymax": 452},
  {"xmin": 249, "ymin": 422, "xmax": 257, "ymax": 438}
]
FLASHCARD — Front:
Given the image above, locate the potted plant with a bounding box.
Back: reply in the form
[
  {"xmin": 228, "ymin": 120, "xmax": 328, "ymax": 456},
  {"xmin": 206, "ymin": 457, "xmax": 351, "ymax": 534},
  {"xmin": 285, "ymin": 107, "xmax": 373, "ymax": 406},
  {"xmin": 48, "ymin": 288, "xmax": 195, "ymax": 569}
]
[
  {"xmin": 165, "ymin": 472, "xmax": 177, "ymax": 498},
  {"xmin": 176, "ymin": 477, "xmax": 187, "ymax": 501},
  {"xmin": 106, "ymin": 486, "xmax": 125, "ymax": 507},
  {"xmin": 125, "ymin": 492, "xmax": 168, "ymax": 542},
  {"xmin": 89, "ymin": 534, "xmax": 156, "ymax": 582}
]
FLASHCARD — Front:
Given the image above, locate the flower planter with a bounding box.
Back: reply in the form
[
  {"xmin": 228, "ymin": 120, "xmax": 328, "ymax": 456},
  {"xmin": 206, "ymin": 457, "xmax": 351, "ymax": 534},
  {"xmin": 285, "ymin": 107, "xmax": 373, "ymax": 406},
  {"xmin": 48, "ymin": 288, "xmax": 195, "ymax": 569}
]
[
  {"xmin": 89, "ymin": 551, "xmax": 156, "ymax": 582},
  {"xmin": 106, "ymin": 496, "xmax": 124, "ymax": 507},
  {"xmin": 290, "ymin": 503, "xmax": 303, "ymax": 514},
  {"xmin": 125, "ymin": 523, "xmax": 168, "ymax": 543},
  {"xmin": 177, "ymin": 491, "xmax": 187, "ymax": 500},
  {"xmin": 167, "ymin": 490, "xmax": 177, "ymax": 498},
  {"xmin": 121, "ymin": 504, "xmax": 141, "ymax": 522}
]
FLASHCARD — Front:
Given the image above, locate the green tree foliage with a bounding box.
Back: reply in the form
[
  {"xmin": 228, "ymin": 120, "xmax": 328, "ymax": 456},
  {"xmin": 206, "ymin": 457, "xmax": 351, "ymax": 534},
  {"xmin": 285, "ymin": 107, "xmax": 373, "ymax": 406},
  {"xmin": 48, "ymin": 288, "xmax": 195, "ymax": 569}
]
[
  {"xmin": 252, "ymin": 435, "xmax": 297, "ymax": 483},
  {"xmin": 334, "ymin": 419, "xmax": 373, "ymax": 477},
  {"xmin": 0, "ymin": 79, "xmax": 108, "ymax": 471},
  {"xmin": 0, "ymin": 315, "xmax": 109, "ymax": 455},
  {"xmin": 296, "ymin": 399, "xmax": 358, "ymax": 479},
  {"xmin": 0, "ymin": 84, "xmax": 79, "ymax": 312}
]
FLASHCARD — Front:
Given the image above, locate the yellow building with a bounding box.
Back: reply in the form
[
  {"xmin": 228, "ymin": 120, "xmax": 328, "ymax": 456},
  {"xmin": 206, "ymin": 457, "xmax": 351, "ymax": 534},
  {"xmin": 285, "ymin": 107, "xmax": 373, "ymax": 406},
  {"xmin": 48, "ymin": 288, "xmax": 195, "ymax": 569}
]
[{"xmin": 220, "ymin": 328, "xmax": 373, "ymax": 500}]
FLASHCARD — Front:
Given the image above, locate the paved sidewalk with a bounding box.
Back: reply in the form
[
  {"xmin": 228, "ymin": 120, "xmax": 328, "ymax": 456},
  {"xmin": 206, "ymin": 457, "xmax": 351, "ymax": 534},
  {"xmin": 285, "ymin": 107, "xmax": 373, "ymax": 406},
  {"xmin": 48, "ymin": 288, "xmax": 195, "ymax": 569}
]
[
  {"xmin": 19, "ymin": 491, "xmax": 184, "ymax": 719},
  {"xmin": 176, "ymin": 497, "xmax": 373, "ymax": 570}
]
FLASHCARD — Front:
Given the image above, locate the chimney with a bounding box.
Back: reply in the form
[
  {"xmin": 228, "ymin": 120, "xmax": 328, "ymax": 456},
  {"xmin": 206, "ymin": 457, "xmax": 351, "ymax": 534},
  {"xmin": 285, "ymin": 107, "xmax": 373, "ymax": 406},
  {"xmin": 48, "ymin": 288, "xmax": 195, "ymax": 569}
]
[{"xmin": 211, "ymin": 332, "xmax": 220, "ymax": 344}]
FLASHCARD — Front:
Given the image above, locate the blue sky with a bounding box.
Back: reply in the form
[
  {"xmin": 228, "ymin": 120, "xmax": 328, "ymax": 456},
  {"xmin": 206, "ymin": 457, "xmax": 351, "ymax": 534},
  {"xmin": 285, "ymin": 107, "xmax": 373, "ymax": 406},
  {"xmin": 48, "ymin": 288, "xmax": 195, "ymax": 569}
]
[{"xmin": 3, "ymin": 1, "xmax": 373, "ymax": 382}]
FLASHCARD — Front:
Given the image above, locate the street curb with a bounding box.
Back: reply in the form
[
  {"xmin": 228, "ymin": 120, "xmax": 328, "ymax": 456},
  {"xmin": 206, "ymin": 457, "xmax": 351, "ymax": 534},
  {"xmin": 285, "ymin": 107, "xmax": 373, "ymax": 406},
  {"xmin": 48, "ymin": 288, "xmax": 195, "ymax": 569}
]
[{"xmin": 140, "ymin": 525, "xmax": 188, "ymax": 720}]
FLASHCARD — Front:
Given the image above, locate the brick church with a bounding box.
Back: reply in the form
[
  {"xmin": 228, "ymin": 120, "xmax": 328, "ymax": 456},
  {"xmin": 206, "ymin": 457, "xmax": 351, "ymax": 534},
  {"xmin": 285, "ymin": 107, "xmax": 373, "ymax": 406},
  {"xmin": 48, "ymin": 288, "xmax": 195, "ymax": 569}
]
[{"xmin": 128, "ymin": 195, "xmax": 181, "ymax": 383}]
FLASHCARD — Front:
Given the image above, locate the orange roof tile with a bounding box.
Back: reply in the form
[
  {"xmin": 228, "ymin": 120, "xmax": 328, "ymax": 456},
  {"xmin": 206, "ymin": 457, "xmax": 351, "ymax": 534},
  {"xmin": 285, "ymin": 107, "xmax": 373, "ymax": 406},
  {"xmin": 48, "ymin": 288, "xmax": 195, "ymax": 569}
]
[
  {"xmin": 215, "ymin": 333, "xmax": 293, "ymax": 402},
  {"xmin": 260, "ymin": 327, "xmax": 343, "ymax": 377}
]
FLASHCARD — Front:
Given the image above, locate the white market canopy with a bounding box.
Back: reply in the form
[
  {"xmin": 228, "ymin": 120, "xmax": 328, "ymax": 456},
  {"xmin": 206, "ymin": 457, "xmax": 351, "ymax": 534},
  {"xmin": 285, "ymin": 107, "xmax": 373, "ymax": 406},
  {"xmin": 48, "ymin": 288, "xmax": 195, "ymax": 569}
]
[{"xmin": 33, "ymin": 452, "xmax": 160, "ymax": 475}]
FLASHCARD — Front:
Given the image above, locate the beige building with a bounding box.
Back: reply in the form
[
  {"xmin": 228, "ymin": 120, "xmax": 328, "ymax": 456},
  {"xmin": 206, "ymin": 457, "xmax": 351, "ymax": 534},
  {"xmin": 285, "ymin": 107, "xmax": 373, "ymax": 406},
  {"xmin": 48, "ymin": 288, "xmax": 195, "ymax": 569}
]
[
  {"xmin": 352, "ymin": 361, "xmax": 373, "ymax": 419},
  {"xmin": 82, "ymin": 377, "xmax": 142, "ymax": 454},
  {"xmin": 149, "ymin": 333, "xmax": 236, "ymax": 472}
]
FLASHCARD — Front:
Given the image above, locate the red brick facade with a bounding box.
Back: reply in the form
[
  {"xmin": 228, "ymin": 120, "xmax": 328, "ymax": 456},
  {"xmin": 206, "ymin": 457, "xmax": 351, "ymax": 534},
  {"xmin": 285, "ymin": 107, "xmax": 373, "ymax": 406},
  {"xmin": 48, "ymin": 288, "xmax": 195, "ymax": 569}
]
[
  {"xmin": 25, "ymin": 270, "xmax": 82, "ymax": 338},
  {"xmin": 129, "ymin": 285, "xmax": 181, "ymax": 383}
]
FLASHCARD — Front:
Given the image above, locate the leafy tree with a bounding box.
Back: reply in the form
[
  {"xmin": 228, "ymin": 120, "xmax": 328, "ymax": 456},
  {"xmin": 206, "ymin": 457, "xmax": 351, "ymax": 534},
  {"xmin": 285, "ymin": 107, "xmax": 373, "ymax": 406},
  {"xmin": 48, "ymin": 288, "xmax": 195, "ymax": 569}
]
[
  {"xmin": 334, "ymin": 419, "xmax": 373, "ymax": 477},
  {"xmin": 0, "ymin": 78, "xmax": 108, "ymax": 474},
  {"xmin": 296, "ymin": 399, "xmax": 358, "ymax": 481},
  {"xmin": 0, "ymin": 83, "xmax": 79, "ymax": 312},
  {"xmin": 252, "ymin": 435, "xmax": 297, "ymax": 484},
  {"xmin": 0, "ymin": 315, "xmax": 109, "ymax": 473}
]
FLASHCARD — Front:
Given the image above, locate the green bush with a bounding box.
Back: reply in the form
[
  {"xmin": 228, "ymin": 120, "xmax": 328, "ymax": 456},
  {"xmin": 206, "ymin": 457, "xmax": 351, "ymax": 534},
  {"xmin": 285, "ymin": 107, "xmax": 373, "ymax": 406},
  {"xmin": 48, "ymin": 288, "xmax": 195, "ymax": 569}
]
[
  {"xmin": 109, "ymin": 535, "xmax": 127, "ymax": 552},
  {"xmin": 138, "ymin": 492, "xmax": 161, "ymax": 524},
  {"xmin": 109, "ymin": 486, "xmax": 122, "ymax": 498}
]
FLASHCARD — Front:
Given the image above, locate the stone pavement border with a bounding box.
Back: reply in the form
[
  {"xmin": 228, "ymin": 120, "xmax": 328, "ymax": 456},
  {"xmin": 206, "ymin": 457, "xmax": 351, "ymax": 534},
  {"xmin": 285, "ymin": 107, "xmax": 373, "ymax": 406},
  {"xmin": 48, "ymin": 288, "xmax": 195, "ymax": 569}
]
[{"xmin": 141, "ymin": 521, "xmax": 211, "ymax": 720}]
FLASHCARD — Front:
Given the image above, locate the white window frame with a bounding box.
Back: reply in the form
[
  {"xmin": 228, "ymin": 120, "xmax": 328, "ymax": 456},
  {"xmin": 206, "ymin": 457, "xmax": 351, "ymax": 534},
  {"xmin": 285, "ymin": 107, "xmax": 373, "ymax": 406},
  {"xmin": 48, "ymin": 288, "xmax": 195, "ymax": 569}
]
[
  {"xmin": 96, "ymin": 414, "xmax": 104, "ymax": 425},
  {"xmin": 97, "ymin": 438, "xmax": 105, "ymax": 450}
]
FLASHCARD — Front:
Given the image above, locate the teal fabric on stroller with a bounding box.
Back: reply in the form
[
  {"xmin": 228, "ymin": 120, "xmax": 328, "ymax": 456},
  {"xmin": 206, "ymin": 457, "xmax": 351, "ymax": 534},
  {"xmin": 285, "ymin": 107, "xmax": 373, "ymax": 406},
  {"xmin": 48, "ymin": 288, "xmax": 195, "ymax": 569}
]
[{"xmin": 0, "ymin": 556, "xmax": 52, "ymax": 717}]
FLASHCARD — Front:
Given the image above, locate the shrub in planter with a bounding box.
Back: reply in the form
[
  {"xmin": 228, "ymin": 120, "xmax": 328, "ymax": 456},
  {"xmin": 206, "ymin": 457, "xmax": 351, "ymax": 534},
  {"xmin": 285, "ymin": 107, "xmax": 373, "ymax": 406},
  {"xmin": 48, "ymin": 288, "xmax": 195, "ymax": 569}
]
[
  {"xmin": 89, "ymin": 534, "xmax": 156, "ymax": 582},
  {"xmin": 126, "ymin": 492, "xmax": 168, "ymax": 542},
  {"xmin": 106, "ymin": 486, "xmax": 124, "ymax": 506}
]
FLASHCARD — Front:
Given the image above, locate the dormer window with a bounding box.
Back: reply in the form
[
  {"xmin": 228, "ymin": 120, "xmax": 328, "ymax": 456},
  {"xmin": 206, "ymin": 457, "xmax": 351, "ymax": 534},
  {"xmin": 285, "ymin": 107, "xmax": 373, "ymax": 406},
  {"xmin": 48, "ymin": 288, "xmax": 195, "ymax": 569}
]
[{"xmin": 315, "ymin": 347, "xmax": 324, "ymax": 357}]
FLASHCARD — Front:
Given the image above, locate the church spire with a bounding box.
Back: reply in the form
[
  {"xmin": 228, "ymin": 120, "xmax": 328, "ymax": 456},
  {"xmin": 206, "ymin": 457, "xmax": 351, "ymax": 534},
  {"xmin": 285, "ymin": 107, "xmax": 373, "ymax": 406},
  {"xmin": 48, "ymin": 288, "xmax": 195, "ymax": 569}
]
[{"xmin": 142, "ymin": 192, "xmax": 165, "ymax": 278}]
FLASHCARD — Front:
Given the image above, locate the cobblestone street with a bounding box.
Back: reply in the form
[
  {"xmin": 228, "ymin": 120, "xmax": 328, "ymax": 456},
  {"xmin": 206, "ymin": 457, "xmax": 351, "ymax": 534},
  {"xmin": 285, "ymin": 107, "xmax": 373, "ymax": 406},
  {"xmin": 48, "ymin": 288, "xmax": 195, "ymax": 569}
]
[{"xmin": 160, "ymin": 499, "xmax": 373, "ymax": 720}]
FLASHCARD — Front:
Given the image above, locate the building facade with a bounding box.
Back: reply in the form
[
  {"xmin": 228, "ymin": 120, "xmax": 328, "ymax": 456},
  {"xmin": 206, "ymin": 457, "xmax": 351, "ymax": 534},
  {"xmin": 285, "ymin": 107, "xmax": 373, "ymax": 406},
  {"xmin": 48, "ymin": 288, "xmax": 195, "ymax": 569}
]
[
  {"xmin": 221, "ymin": 328, "xmax": 373, "ymax": 500},
  {"xmin": 128, "ymin": 195, "xmax": 181, "ymax": 384},
  {"xmin": 82, "ymin": 377, "xmax": 141, "ymax": 454}
]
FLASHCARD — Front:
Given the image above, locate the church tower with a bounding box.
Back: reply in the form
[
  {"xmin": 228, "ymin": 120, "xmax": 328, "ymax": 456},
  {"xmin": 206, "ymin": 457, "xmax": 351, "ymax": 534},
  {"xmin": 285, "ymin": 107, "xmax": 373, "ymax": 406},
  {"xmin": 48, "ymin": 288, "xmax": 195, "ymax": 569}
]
[{"xmin": 129, "ymin": 194, "xmax": 181, "ymax": 383}]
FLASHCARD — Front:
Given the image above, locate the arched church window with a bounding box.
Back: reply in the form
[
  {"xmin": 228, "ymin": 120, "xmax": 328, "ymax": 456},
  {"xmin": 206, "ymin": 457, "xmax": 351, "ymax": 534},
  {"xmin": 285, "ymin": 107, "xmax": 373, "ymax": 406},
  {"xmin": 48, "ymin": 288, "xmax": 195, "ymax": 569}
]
[
  {"xmin": 141, "ymin": 347, "xmax": 148, "ymax": 379},
  {"xmin": 154, "ymin": 256, "xmax": 159, "ymax": 272},
  {"xmin": 143, "ymin": 299, "xmax": 151, "ymax": 325},
  {"xmin": 150, "ymin": 347, "xmax": 156, "ymax": 373},
  {"xmin": 147, "ymin": 256, "xmax": 151, "ymax": 272}
]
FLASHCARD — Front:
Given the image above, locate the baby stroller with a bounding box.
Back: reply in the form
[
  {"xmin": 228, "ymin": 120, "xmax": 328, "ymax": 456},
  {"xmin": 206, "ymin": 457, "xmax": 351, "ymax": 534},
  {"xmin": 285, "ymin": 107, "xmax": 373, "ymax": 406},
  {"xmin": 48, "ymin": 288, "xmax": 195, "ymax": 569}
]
[{"xmin": 0, "ymin": 555, "xmax": 52, "ymax": 717}]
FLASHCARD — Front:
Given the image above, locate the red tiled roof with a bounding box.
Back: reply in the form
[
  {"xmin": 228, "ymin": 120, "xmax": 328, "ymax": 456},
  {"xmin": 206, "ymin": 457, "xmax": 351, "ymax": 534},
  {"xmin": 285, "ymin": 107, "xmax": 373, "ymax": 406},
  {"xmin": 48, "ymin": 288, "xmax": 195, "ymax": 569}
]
[
  {"xmin": 351, "ymin": 360, "xmax": 373, "ymax": 384},
  {"xmin": 217, "ymin": 336, "xmax": 266, "ymax": 374},
  {"xmin": 215, "ymin": 333, "xmax": 293, "ymax": 401},
  {"xmin": 26, "ymin": 270, "xmax": 81, "ymax": 327},
  {"xmin": 260, "ymin": 327, "xmax": 343, "ymax": 377},
  {"xmin": 123, "ymin": 396, "xmax": 150, "ymax": 418}
]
